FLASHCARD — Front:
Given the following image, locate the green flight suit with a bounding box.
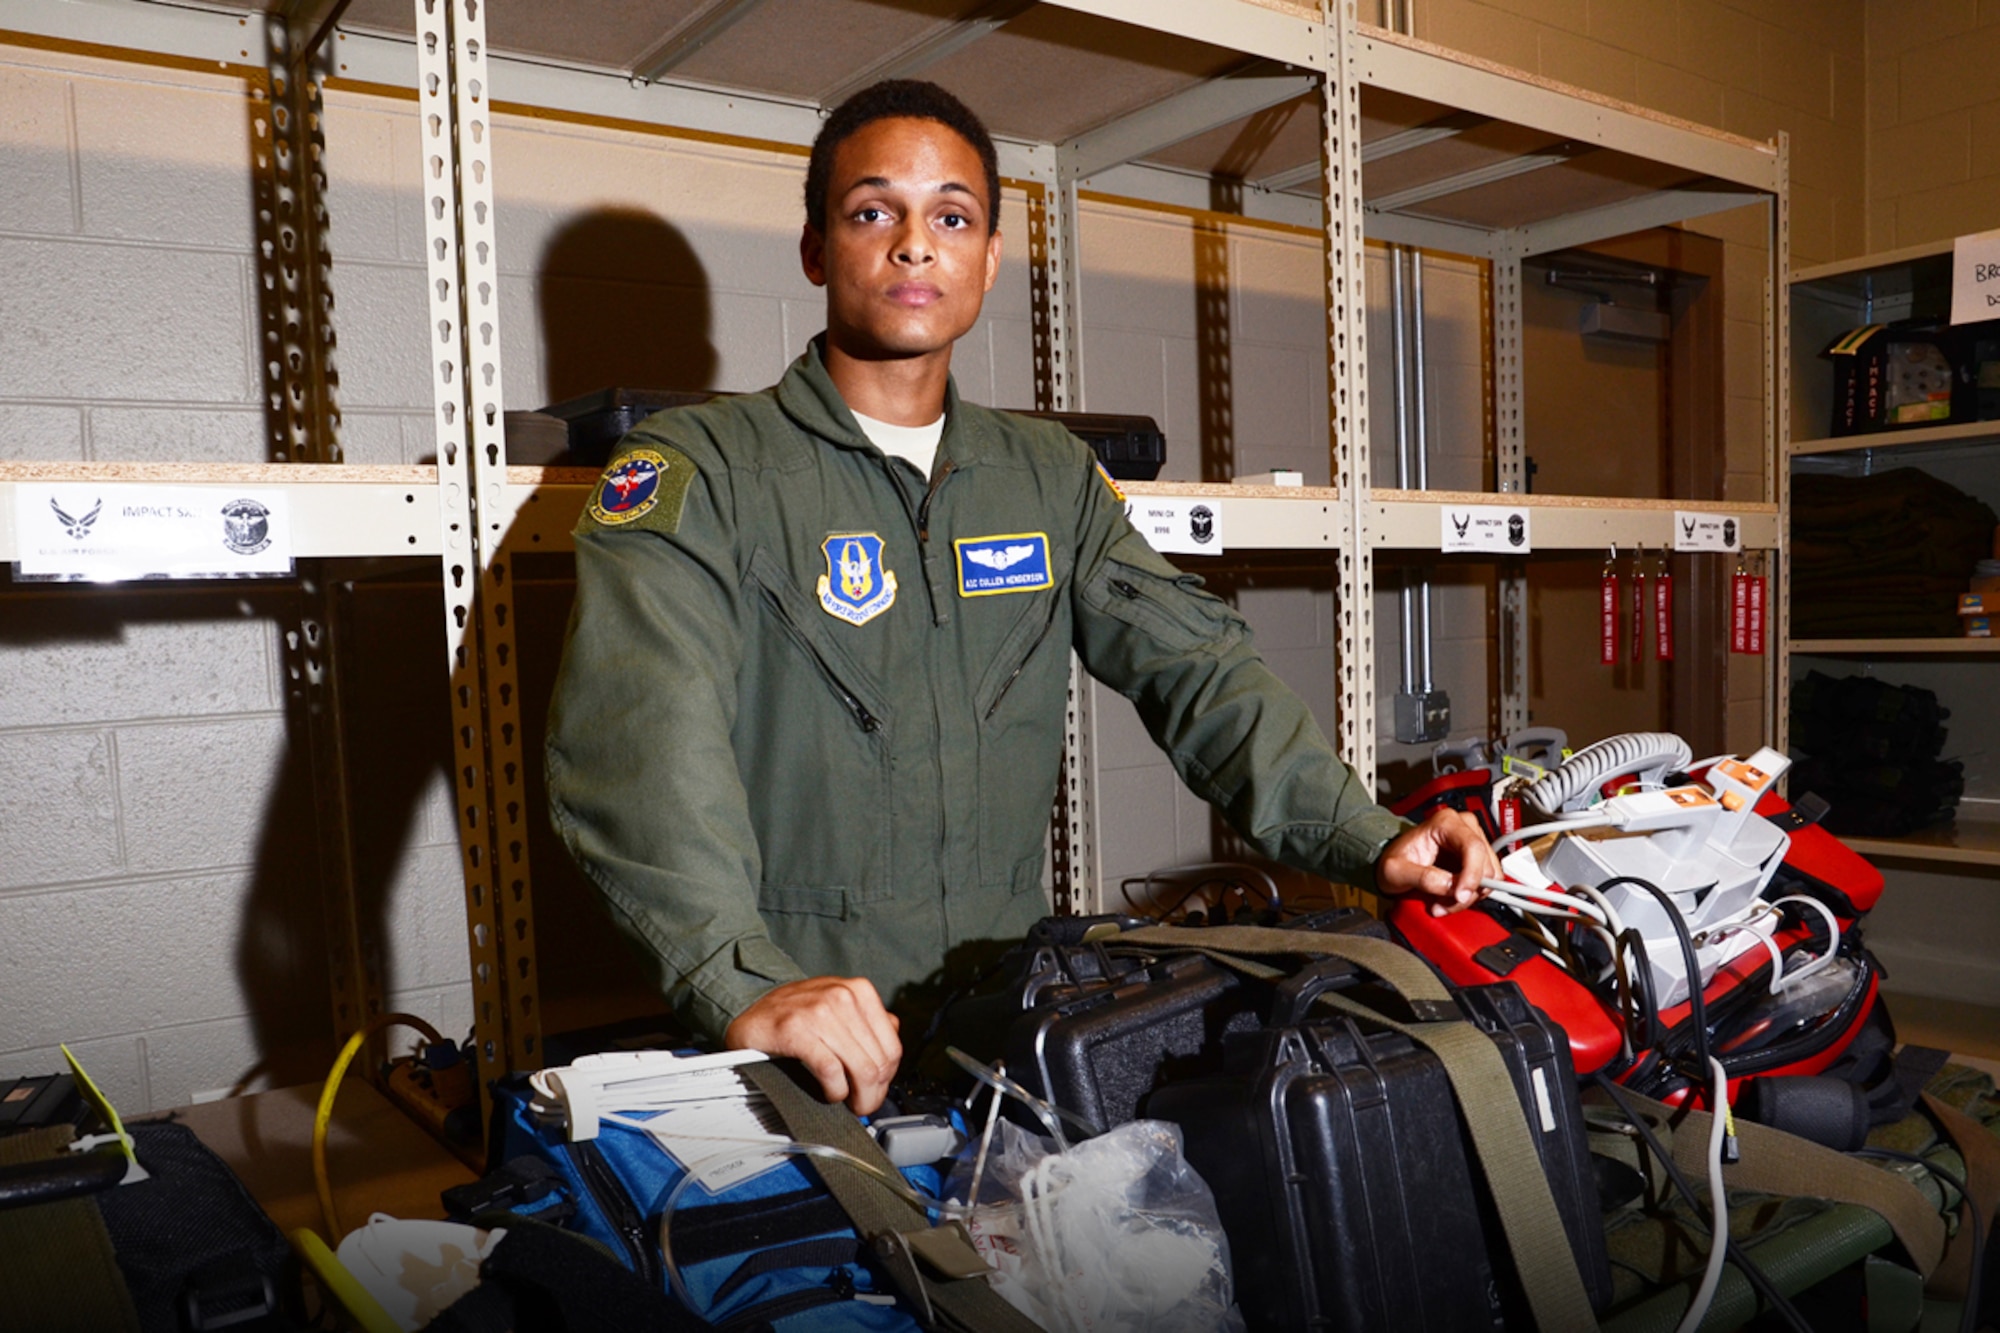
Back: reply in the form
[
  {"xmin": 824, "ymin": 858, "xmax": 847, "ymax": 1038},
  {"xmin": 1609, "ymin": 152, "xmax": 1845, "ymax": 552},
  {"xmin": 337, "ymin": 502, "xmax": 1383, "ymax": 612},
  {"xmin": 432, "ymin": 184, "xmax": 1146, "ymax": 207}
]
[{"xmin": 545, "ymin": 340, "xmax": 1407, "ymax": 1043}]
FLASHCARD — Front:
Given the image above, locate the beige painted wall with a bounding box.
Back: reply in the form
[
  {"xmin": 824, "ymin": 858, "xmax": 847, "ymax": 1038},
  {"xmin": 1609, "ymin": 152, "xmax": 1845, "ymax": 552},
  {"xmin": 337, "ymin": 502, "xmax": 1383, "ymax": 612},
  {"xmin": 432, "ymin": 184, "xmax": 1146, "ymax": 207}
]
[
  {"xmin": 1390, "ymin": 0, "xmax": 1866, "ymax": 267},
  {"xmin": 1864, "ymin": 0, "xmax": 2000, "ymax": 250}
]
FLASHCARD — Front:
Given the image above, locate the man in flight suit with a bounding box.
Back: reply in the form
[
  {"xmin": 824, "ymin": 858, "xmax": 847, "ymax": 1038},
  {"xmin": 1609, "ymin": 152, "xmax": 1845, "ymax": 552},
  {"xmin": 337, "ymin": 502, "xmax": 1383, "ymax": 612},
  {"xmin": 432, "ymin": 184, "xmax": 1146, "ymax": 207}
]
[{"xmin": 545, "ymin": 80, "xmax": 1496, "ymax": 1115}]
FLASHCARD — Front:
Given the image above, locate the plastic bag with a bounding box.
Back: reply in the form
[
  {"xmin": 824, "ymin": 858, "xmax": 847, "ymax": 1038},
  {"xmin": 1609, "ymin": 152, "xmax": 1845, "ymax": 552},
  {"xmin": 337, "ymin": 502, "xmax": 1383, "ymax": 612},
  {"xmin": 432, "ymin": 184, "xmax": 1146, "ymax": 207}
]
[{"xmin": 945, "ymin": 1118, "xmax": 1244, "ymax": 1333}]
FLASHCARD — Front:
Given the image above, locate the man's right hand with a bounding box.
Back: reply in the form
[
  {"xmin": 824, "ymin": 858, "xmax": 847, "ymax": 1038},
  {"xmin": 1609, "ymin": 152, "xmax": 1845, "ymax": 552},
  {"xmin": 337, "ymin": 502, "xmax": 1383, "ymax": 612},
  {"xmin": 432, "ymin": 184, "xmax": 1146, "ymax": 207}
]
[{"xmin": 723, "ymin": 976, "xmax": 902, "ymax": 1115}]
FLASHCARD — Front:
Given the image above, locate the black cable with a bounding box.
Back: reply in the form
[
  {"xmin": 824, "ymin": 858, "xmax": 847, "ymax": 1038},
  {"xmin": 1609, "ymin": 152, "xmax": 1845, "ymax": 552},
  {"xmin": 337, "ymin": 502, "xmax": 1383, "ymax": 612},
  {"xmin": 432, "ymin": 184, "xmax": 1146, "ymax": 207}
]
[
  {"xmin": 1852, "ymin": 1147, "xmax": 1986, "ymax": 1333},
  {"xmin": 1598, "ymin": 876, "xmax": 1712, "ymax": 1078},
  {"xmin": 1592, "ymin": 1073, "xmax": 1816, "ymax": 1333}
]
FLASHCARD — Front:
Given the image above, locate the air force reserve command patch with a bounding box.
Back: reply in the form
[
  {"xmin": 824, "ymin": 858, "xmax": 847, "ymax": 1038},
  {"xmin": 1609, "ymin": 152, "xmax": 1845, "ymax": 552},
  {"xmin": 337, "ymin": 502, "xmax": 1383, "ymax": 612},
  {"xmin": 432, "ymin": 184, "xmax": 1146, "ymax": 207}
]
[
  {"xmin": 585, "ymin": 447, "xmax": 696, "ymax": 534},
  {"xmin": 817, "ymin": 532, "xmax": 898, "ymax": 625},
  {"xmin": 955, "ymin": 532, "xmax": 1053, "ymax": 597}
]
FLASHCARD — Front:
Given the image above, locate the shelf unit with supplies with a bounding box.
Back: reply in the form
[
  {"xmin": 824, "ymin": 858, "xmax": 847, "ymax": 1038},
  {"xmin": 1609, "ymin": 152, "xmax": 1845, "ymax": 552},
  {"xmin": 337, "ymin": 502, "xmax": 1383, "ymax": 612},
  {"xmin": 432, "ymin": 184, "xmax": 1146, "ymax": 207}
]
[
  {"xmin": 0, "ymin": 0, "xmax": 1786, "ymax": 1111},
  {"xmin": 1787, "ymin": 239, "xmax": 2000, "ymax": 868}
]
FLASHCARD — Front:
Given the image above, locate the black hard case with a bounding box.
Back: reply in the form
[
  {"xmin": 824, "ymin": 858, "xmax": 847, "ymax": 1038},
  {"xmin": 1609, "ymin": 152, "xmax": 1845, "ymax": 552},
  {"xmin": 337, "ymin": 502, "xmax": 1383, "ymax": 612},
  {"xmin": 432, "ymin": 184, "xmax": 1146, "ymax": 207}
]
[
  {"xmin": 1000, "ymin": 910, "xmax": 1390, "ymax": 1133},
  {"xmin": 1147, "ymin": 976, "xmax": 1612, "ymax": 1333},
  {"xmin": 540, "ymin": 387, "xmax": 1169, "ymax": 480}
]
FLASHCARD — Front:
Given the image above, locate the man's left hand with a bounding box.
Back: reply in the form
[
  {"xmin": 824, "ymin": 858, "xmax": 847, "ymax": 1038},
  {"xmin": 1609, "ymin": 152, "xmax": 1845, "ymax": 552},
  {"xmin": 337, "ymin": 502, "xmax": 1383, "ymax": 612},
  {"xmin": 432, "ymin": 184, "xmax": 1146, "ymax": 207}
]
[{"xmin": 1376, "ymin": 808, "xmax": 1500, "ymax": 916}]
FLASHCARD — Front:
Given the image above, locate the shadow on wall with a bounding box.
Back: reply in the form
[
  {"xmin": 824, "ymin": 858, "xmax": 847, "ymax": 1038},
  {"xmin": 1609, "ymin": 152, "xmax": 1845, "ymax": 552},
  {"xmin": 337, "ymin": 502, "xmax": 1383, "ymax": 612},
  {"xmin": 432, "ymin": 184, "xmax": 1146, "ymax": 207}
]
[
  {"xmin": 539, "ymin": 209, "xmax": 719, "ymax": 402},
  {"xmin": 223, "ymin": 209, "xmax": 724, "ymax": 1098}
]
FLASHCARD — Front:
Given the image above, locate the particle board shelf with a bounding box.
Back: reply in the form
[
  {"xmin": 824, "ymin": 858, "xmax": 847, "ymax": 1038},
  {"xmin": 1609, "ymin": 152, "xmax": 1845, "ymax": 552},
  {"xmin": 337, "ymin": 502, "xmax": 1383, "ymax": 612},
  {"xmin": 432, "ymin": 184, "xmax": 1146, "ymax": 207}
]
[
  {"xmin": 502, "ymin": 474, "xmax": 1355, "ymax": 553},
  {"xmin": 1839, "ymin": 806, "xmax": 2000, "ymax": 869},
  {"xmin": 1123, "ymin": 479, "xmax": 1346, "ymax": 549},
  {"xmin": 1365, "ymin": 490, "xmax": 1778, "ymax": 551},
  {"xmin": 1790, "ymin": 420, "xmax": 2000, "ymax": 457},
  {"xmin": 0, "ymin": 461, "xmax": 442, "ymax": 561},
  {"xmin": 1790, "ymin": 239, "xmax": 1954, "ymax": 292},
  {"xmin": 1790, "ymin": 638, "xmax": 2000, "ymax": 655}
]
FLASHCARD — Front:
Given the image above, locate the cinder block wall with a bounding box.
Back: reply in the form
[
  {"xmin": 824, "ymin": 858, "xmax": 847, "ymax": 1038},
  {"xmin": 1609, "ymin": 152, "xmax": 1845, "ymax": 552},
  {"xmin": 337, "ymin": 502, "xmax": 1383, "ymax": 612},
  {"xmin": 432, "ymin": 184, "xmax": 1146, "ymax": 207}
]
[
  {"xmin": 1864, "ymin": 0, "xmax": 2000, "ymax": 249},
  {"xmin": 1397, "ymin": 0, "xmax": 1866, "ymax": 268}
]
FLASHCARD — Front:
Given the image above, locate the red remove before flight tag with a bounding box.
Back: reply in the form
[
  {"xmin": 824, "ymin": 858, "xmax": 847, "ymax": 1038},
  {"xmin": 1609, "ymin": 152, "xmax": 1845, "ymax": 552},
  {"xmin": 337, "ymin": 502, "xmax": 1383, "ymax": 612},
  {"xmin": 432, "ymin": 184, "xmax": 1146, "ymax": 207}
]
[
  {"xmin": 1654, "ymin": 573, "xmax": 1674, "ymax": 661},
  {"xmin": 1601, "ymin": 573, "xmax": 1620, "ymax": 665}
]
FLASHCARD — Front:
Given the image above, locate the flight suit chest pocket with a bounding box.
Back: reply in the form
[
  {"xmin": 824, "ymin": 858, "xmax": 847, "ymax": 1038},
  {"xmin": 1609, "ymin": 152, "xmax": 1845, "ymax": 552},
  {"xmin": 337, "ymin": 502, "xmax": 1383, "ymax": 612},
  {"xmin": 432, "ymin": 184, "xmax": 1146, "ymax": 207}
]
[
  {"xmin": 746, "ymin": 548, "xmax": 890, "ymax": 734},
  {"xmin": 742, "ymin": 548, "xmax": 893, "ymax": 905}
]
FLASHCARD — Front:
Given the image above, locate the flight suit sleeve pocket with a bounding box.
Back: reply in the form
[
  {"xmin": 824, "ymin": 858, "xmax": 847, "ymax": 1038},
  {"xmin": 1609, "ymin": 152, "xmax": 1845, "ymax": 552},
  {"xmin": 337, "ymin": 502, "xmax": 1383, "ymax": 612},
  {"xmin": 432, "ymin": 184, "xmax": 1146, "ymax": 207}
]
[{"xmin": 1081, "ymin": 531, "xmax": 1245, "ymax": 654}]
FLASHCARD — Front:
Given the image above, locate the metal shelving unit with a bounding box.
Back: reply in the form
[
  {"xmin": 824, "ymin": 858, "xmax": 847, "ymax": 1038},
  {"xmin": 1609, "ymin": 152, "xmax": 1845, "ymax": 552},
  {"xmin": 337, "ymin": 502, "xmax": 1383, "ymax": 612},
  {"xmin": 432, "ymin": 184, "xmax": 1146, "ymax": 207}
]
[
  {"xmin": 2, "ymin": 0, "xmax": 1788, "ymax": 1094},
  {"xmin": 1788, "ymin": 241, "xmax": 2000, "ymax": 871}
]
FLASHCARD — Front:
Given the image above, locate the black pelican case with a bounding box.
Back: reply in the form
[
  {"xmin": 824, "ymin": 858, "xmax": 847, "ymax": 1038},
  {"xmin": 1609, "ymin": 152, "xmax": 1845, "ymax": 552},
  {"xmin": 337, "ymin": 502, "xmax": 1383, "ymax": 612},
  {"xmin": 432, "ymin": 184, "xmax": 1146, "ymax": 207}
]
[
  {"xmin": 991, "ymin": 909, "xmax": 1390, "ymax": 1134},
  {"xmin": 1146, "ymin": 971, "xmax": 1612, "ymax": 1333},
  {"xmin": 541, "ymin": 387, "xmax": 1167, "ymax": 481}
]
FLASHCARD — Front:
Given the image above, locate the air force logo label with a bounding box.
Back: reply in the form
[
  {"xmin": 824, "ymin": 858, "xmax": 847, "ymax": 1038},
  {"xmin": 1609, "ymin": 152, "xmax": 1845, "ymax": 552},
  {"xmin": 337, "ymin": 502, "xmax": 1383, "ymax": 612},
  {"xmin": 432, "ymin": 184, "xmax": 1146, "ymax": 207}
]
[
  {"xmin": 817, "ymin": 532, "xmax": 898, "ymax": 625},
  {"xmin": 955, "ymin": 532, "xmax": 1053, "ymax": 597}
]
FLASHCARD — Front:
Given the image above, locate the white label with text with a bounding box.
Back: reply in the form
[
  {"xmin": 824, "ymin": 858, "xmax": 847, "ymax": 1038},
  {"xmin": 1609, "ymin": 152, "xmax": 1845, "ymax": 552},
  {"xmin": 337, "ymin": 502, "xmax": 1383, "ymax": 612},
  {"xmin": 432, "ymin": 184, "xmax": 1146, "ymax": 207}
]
[
  {"xmin": 1951, "ymin": 227, "xmax": 2000, "ymax": 324},
  {"xmin": 15, "ymin": 484, "xmax": 294, "ymax": 580},
  {"xmin": 1440, "ymin": 505, "xmax": 1531, "ymax": 554},
  {"xmin": 1126, "ymin": 497, "xmax": 1225, "ymax": 555},
  {"xmin": 1672, "ymin": 510, "xmax": 1743, "ymax": 553}
]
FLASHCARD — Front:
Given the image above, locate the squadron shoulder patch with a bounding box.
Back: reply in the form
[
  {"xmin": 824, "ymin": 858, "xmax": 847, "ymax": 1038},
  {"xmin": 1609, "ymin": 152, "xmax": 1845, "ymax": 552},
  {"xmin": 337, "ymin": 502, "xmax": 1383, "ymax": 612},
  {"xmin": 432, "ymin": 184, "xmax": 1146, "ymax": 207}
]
[
  {"xmin": 583, "ymin": 447, "xmax": 694, "ymax": 534},
  {"xmin": 1094, "ymin": 460, "xmax": 1126, "ymax": 504},
  {"xmin": 817, "ymin": 532, "xmax": 898, "ymax": 626},
  {"xmin": 956, "ymin": 532, "xmax": 1053, "ymax": 597}
]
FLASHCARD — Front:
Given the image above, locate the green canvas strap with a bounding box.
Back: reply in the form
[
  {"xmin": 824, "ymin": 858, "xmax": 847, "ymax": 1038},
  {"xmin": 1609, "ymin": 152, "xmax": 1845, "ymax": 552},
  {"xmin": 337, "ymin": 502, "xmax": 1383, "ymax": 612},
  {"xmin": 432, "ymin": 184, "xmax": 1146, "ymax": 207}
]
[
  {"xmin": 1117, "ymin": 924, "xmax": 1600, "ymax": 1333},
  {"xmin": 1922, "ymin": 1092, "xmax": 2000, "ymax": 1300},
  {"xmin": 0, "ymin": 1126, "xmax": 141, "ymax": 1333},
  {"xmin": 1622, "ymin": 1091, "xmax": 1948, "ymax": 1282},
  {"xmin": 740, "ymin": 1060, "xmax": 1044, "ymax": 1333}
]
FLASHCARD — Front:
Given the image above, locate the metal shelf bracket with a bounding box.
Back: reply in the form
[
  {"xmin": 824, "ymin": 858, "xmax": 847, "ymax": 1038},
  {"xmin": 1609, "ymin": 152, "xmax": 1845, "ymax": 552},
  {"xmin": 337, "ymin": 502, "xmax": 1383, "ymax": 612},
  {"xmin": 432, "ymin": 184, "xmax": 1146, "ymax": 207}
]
[{"xmin": 414, "ymin": 0, "xmax": 543, "ymax": 1110}]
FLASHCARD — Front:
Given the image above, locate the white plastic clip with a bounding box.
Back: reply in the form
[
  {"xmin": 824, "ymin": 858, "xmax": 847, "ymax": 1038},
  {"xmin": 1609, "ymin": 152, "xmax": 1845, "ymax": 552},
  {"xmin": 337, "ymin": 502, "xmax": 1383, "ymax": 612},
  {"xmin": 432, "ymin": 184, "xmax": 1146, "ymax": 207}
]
[{"xmin": 68, "ymin": 1131, "xmax": 149, "ymax": 1184}]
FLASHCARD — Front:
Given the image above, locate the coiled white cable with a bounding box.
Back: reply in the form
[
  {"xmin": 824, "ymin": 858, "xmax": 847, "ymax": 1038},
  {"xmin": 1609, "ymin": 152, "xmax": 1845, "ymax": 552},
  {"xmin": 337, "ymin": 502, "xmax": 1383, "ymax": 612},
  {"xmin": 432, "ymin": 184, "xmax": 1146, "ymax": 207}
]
[{"xmin": 1523, "ymin": 732, "xmax": 1694, "ymax": 816}]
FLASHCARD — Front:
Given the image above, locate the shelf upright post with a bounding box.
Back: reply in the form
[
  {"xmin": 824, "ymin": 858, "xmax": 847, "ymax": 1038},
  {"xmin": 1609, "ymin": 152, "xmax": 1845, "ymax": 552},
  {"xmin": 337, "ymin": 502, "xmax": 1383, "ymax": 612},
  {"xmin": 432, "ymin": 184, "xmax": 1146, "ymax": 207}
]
[
  {"xmin": 414, "ymin": 0, "xmax": 543, "ymax": 1115},
  {"xmin": 1030, "ymin": 149, "xmax": 1099, "ymax": 916},
  {"xmin": 1770, "ymin": 133, "xmax": 1791, "ymax": 755},
  {"xmin": 1491, "ymin": 242, "xmax": 1530, "ymax": 733},
  {"xmin": 1323, "ymin": 1, "xmax": 1376, "ymax": 791},
  {"xmin": 255, "ymin": 5, "xmax": 384, "ymax": 1053}
]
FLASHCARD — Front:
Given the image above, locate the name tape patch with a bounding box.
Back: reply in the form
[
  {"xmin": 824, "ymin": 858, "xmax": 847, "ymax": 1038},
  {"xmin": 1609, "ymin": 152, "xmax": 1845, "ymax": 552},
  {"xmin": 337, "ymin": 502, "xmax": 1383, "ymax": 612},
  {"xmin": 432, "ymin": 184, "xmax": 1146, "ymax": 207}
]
[{"xmin": 956, "ymin": 532, "xmax": 1053, "ymax": 597}]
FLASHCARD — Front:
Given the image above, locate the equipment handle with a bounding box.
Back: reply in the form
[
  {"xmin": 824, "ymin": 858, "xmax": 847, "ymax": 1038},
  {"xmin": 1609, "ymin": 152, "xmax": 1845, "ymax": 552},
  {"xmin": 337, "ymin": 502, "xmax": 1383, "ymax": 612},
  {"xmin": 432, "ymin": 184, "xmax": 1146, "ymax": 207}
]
[
  {"xmin": 1269, "ymin": 957, "xmax": 1365, "ymax": 1027},
  {"xmin": 1115, "ymin": 923, "xmax": 1458, "ymax": 1018}
]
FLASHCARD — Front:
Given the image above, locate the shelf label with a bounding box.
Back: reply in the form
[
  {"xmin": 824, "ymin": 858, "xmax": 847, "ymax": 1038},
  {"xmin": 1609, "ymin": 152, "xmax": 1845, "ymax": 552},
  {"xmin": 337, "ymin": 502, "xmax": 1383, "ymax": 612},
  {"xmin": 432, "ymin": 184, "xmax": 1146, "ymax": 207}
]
[
  {"xmin": 1673, "ymin": 510, "xmax": 1742, "ymax": 553},
  {"xmin": 1126, "ymin": 497, "xmax": 1224, "ymax": 555},
  {"xmin": 1440, "ymin": 504, "xmax": 1531, "ymax": 554},
  {"xmin": 1951, "ymin": 226, "xmax": 2000, "ymax": 324},
  {"xmin": 13, "ymin": 483, "xmax": 294, "ymax": 581}
]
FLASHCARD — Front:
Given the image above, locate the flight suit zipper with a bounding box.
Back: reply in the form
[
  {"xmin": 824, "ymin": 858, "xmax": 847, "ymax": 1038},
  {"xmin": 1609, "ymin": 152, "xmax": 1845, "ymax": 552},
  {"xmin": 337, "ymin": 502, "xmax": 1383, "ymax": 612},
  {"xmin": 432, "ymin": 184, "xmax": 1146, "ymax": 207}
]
[
  {"xmin": 917, "ymin": 460, "xmax": 956, "ymax": 542},
  {"xmin": 985, "ymin": 593, "xmax": 1061, "ymax": 721},
  {"xmin": 755, "ymin": 584, "xmax": 881, "ymax": 733}
]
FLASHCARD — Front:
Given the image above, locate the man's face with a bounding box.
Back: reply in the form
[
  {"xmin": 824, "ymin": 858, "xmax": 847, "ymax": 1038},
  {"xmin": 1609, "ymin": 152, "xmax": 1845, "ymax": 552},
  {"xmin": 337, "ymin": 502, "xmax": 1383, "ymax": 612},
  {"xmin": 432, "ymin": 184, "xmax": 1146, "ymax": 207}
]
[{"xmin": 802, "ymin": 116, "xmax": 1001, "ymax": 360}]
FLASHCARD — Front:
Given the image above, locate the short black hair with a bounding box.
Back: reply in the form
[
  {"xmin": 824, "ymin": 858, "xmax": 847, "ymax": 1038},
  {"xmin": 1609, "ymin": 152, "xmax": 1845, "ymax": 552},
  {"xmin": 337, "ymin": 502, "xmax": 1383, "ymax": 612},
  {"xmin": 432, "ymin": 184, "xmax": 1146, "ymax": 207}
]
[{"xmin": 805, "ymin": 80, "xmax": 1001, "ymax": 235}]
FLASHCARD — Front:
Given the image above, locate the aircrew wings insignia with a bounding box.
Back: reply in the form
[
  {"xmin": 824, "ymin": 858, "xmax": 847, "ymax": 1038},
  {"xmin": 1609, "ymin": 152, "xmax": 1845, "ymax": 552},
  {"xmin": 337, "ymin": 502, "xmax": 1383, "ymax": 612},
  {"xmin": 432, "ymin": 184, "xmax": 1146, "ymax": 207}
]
[{"xmin": 963, "ymin": 543, "xmax": 1037, "ymax": 571}]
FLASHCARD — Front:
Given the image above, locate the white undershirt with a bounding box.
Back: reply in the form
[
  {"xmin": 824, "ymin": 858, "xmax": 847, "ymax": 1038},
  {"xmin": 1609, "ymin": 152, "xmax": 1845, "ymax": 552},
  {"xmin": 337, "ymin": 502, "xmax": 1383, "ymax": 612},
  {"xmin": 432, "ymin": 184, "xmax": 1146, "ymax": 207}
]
[{"xmin": 852, "ymin": 408, "xmax": 946, "ymax": 480}]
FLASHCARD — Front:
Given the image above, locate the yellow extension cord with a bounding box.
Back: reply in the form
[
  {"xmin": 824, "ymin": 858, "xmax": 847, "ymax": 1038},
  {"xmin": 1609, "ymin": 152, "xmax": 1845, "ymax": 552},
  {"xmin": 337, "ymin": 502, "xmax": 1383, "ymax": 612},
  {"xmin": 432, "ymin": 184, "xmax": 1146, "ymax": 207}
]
[
  {"xmin": 289, "ymin": 1226, "xmax": 403, "ymax": 1333},
  {"xmin": 310, "ymin": 1011, "xmax": 447, "ymax": 1243}
]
